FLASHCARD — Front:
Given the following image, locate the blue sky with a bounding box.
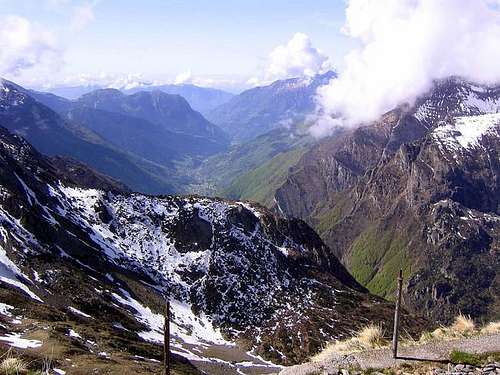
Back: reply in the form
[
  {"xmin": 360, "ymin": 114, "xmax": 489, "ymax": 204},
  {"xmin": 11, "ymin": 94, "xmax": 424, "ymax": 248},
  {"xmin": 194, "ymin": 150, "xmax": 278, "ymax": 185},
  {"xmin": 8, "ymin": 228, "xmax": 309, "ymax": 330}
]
[{"xmin": 0, "ymin": 0, "xmax": 355, "ymax": 90}]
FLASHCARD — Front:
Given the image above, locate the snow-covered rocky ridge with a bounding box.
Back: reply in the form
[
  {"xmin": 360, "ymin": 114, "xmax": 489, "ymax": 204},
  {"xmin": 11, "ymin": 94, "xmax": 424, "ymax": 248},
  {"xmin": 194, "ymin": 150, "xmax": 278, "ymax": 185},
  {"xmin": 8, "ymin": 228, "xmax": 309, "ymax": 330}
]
[
  {"xmin": 432, "ymin": 113, "xmax": 500, "ymax": 155},
  {"xmin": 413, "ymin": 77, "xmax": 500, "ymax": 126},
  {"xmin": 414, "ymin": 78, "xmax": 500, "ymax": 159},
  {"xmin": 0, "ymin": 126, "xmax": 399, "ymax": 372},
  {"xmin": 274, "ymin": 77, "xmax": 499, "ymax": 324}
]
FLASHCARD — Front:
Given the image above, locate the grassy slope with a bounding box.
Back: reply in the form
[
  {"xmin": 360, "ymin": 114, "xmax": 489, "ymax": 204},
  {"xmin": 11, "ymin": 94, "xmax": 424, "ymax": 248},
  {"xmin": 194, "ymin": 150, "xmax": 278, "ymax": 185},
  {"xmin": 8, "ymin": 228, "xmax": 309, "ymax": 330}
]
[
  {"xmin": 345, "ymin": 225, "xmax": 412, "ymax": 299},
  {"xmin": 222, "ymin": 146, "xmax": 307, "ymax": 206},
  {"xmin": 190, "ymin": 125, "xmax": 312, "ymax": 200}
]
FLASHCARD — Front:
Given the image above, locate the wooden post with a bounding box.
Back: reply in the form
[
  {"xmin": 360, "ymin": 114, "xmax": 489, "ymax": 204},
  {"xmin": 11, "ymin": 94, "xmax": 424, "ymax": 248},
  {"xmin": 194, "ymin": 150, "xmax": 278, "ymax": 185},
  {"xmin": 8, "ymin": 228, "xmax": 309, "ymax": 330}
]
[
  {"xmin": 164, "ymin": 298, "xmax": 170, "ymax": 375},
  {"xmin": 392, "ymin": 269, "xmax": 403, "ymax": 359}
]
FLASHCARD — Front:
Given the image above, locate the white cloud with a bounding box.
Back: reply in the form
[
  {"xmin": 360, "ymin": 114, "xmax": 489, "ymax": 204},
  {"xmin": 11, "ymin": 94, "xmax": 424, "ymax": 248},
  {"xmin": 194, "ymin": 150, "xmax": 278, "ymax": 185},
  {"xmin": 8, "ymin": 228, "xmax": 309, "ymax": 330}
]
[
  {"xmin": 174, "ymin": 70, "xmax": 192, "ymax": 85},
  {"xmin": 0, "ymin": 15, "xmax": 61, "ymax": 77},
  {"xmin": 70, "ymin": 2, "xmax": 96, "ymax": 31},
  {"xmin": 315, "ymin": 0, "xmax": 500, "ymax": 134},
  {"xmin": 49, "ymin": 72, "xmax": 150, "ymax": 89},
  {"xmin": 249, "ymin": 32, "xmax": 331, "ymax": 86}
]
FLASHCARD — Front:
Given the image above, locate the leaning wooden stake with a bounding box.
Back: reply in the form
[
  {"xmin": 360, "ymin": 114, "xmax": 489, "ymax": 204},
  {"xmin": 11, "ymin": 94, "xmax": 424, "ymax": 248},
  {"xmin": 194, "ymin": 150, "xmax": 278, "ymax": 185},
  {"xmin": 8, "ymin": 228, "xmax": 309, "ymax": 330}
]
[
  {"xmin": 392, "ymin": 269, "xmax": 403, "ymax": 359},
  {"xmin": 164, "ymin": 298, "xmax": 170, "ymax": 375}
]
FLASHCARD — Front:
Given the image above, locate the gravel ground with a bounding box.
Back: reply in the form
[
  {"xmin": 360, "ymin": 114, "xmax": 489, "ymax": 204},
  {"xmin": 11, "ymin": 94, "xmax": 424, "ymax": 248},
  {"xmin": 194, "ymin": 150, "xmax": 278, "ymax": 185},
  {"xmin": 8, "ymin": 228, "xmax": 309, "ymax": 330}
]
[{"xmin": 279, "ymin": 333, "xmax": 500, "ymax": 375}]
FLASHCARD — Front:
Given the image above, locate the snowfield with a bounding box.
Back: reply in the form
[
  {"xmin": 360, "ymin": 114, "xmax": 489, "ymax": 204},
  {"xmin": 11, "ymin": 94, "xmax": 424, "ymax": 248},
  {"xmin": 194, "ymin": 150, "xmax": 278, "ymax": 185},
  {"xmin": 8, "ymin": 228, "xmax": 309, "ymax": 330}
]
[{"xmin": 432, "ymin": 113, "xmax": 500, "ymax": 153}]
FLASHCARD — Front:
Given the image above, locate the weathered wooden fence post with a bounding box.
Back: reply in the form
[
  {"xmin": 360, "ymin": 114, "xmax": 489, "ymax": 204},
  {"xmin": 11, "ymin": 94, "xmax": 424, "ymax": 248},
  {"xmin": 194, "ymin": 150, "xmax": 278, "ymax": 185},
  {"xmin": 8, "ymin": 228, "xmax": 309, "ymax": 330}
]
[
  {"xmin": 392, "ymin": 269, "xmax": 403, "ymax": 359},
  {"xmin": 164, "ymin": 298, "xmax": 170, "ymax": 375}
]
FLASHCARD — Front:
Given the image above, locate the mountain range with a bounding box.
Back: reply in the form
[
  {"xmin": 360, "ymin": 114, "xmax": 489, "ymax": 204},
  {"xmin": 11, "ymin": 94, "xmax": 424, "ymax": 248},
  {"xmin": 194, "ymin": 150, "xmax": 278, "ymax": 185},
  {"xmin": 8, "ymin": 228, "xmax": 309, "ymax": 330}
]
[
  {"xmin": 0, "ymin": 72, "xmax": 498, "ymax": 373},
  {"xmin": 0, "ymin": 79, "xmax": 234, "ymax": 194},
  {"xmin": 0, "ymin": 125, "xmax": 421, "ymax": 374},
  {"xmin": 273, "ymin": 77, "xmax": 500, "ymax": 323},
  {"xmin": 39, "ymin": 83, "xmax": 234, "ymax": 114},
  {"xmin": 124, "ymin": 83, "xmax": 235, "ymax": 116}
]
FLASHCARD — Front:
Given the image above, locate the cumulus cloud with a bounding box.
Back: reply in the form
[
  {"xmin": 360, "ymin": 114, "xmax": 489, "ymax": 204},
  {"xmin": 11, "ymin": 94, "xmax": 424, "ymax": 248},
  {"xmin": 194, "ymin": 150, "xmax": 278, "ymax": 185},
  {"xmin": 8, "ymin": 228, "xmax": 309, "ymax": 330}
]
[
  {"xmin": 314, "ymin": 0, "xmax": 500, "ymax": 135},
  {"xmin": 249, "ymin": 32, "xmax": 331, "ymax": 86},
  {"xmin": 0, "ymin": 15, "xmax": 61, "ymax": 77}
]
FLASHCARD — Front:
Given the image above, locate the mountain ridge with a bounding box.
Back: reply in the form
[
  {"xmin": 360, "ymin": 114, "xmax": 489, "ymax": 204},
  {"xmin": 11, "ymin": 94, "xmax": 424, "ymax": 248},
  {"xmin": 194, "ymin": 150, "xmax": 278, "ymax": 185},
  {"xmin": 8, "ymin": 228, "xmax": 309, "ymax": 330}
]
[
  {"xmin": 273, "ymin": 77, "xmax": 500, "ymax": 323},
  {"xmin": 207, "ymin": 71, "xmax": 336, "ymax": 142},
  {"xmin": 0, "ymin": 125, "xmax": 424, "ymax": 372}
]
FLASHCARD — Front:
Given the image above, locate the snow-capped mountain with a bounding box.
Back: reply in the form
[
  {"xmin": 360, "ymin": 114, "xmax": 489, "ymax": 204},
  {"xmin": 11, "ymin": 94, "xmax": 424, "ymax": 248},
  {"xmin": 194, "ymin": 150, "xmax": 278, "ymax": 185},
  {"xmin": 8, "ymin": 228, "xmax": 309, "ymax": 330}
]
[
  {"xmin": 275, "ymin": 77, "xmax": 500, "ymax": 323},
  {"xmin": 0, "ymin": 126, "xmax": 411, "ymax": 373}
]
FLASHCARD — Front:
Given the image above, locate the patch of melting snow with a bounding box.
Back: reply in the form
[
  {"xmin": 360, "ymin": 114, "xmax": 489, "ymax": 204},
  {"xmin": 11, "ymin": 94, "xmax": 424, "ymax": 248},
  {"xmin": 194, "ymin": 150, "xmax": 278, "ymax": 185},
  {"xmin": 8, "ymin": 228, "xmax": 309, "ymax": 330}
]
[
  {"xmin": 0, "ymin": 232, "xmax": 43, "ymax": 302},
  {"xmin": 432, "ymin": 113, "xmax": 500, "ymax": 152},
  {"xmin": 67, "ymin": 329, "xmax": 82, "ymax": 338},
  {"xmin": 111, "ymin": 288, "xmax": 231, "ymax": 348},
  {"xmin": 68, "ymin": 306, "xmax": 92, "ymax": 318},
  {"xmin": 0, "ymin": 302, "xmax": 13, "ymax": 316},
  {"xmin": 0, "ymin": 333, "xmax": 42, "ymax": 348},
  {"xmin": 112, "ymin": 322, "xmax": 128, "ymax": 331}
]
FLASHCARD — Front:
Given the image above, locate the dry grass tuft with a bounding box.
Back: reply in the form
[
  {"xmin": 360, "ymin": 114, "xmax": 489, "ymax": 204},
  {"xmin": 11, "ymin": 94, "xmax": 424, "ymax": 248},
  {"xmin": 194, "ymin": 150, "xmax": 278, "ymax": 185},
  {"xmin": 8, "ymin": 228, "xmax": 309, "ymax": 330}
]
[
  {"xmin": 449, "ymin": 314, "xmax": 475, "ymax": 336},
  {"xmin": 311, "ymin": 324, "xmax": 388, "ymax": 361},
  {"xmin": 0, "ymin": 357, "xmax": 27, "ymax": 375},
  {"xmin": 417, "ymin": 314, "xmax": 477, "ymax": 344},
  {"xmin": 356, "ymin": 325, "xmax": 387, "ymax": 348},
  {"xmin": 480, "ymin": 321, "xmax": 500, "ymax": 335}
]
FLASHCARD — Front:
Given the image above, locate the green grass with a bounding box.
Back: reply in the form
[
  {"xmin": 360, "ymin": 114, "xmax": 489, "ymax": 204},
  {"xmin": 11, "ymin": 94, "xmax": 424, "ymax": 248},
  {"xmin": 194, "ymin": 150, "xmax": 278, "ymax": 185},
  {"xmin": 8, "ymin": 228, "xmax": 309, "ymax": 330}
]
[
  {"xmin": 314, "ymin": 198, "xmax": 349, "ymax": 235},
  {"xmin": 222, "ymin": 146, "xmax": 307, "ymax": 206},
  {"xmin": 193, "ymin": 125, "xmax": 312, "ymax": 198},
  {"xmin": 450, "ymin": 350, "xmax": 500, "ymax": 366},
  {"xmin": 348, "ymin": 226, "xmax": 412, "ymax": 298}
]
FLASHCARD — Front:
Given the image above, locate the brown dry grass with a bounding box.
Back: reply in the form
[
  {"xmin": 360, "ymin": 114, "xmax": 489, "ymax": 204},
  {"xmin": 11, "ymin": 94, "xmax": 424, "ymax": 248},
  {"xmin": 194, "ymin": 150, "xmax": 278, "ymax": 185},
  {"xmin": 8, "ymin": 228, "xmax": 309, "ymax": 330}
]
[
  {"xmin": 480, "ymin": 321, "xmax": 500, "ymax": 335},
  {"xmin": 417, "ymin": 314, "xmax": 478, "ymax": 344},
  {"xmin": 0, "ymin": 357, "xmax": 27, "ymax": 375},
  {"xmin": 311, "ymin": 316, "xmax": 500, "ymax": 361},
  {"xmin": 312, "ymin": 324, "xmax": 388, "ymax": 362}
]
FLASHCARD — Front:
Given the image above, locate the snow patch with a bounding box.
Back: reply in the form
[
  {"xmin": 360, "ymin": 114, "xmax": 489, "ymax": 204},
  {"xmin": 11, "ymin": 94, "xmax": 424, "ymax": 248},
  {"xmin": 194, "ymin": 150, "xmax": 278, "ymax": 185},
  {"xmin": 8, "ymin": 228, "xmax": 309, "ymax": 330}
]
[
  {"xmin": 432, "ymin": 113, "xmax": 500, "ymax": 152},
  {"xmin": 0, "ymin": 230, "xmax": 43, "ymax": 302},
  {"xmin": 0, "ymin": 333, "xmax": 42, "ymax": 348},
  {"xmin": 68, "ymin": 306, "xmax": 92, "ymax": 318},
  {"xmin": 0, "ymin": 302, "xmax": 13, "ymax": 316},
  {"xmin": 67, "ymin": 329, "xmax": 81, "ymax": 338}
]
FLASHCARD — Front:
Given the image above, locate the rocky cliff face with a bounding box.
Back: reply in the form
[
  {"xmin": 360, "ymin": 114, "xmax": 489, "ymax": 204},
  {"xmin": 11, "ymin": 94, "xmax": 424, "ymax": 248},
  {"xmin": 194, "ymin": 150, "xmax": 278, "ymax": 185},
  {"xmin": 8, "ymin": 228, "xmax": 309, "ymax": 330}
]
[
  {"xmin": 275, "ymin": 78, "xmax": 500, "ymax": 323},
  {"xmin": 0, "ymin": 126, "xmax": 415, "ymax": 373}
]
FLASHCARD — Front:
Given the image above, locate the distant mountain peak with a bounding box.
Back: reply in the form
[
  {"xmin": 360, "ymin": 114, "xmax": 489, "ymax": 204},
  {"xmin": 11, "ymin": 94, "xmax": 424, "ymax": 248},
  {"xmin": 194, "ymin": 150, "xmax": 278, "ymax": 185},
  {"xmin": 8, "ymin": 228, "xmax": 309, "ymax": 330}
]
[{"xmin": 207, "ymin": 70, "xmax": 337, "ymax": 141}]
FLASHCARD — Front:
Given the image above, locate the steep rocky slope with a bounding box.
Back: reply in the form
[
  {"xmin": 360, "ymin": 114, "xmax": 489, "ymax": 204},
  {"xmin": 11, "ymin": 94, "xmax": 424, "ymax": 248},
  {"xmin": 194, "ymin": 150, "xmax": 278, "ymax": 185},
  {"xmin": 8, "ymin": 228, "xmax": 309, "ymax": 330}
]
[
  {"xmin": 275, "ymin": 78, "xmax": 500, "ymax": 323},
  {"xmin": 0, "ymin": 127, "xmax": 420, "ymax": 373}
]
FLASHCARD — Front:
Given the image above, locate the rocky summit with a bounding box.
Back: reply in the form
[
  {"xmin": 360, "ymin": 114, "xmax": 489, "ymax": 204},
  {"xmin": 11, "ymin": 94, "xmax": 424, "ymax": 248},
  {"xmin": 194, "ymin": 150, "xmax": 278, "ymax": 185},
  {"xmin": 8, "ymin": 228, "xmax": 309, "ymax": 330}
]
[
  {"xmin": 274, "ymin": 77, "xmax": 500, "ymax": 323},
  {"xmin": 0, "ymin": 125, "xmax": 419, "ymax": 373}
]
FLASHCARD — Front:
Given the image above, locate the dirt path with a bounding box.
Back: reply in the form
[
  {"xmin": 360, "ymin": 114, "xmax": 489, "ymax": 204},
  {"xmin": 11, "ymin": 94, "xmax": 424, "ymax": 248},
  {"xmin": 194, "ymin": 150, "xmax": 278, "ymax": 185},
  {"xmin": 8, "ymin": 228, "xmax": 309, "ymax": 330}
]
[{"xmin": 279, "ymin": 333, "xmax": 500, "ymax": 374}]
